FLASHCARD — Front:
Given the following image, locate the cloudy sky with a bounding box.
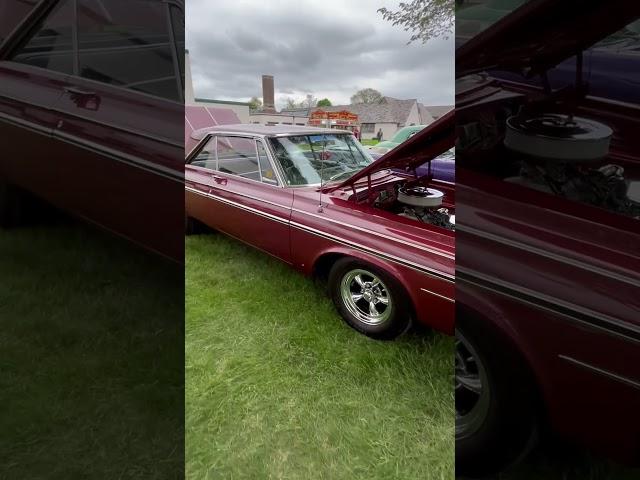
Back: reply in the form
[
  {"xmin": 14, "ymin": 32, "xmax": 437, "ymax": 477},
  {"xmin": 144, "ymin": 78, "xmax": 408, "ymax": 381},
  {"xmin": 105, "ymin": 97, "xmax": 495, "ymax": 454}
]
[{"xmin": 186, "ymin": 0, "xmax": 454, "ymax": 109}]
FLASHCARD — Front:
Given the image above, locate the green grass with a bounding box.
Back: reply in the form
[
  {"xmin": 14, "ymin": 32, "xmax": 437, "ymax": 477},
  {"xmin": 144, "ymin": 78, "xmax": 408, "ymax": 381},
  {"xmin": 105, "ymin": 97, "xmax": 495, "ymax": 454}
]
[
  {"xmin": 360, "ymin": 139, "xmax": 380, "ymax": 146},
  {"xmin": 186, "ymin": 234, "xmax": 454, "ymax": 480},
  {"xmin": 0, "ymin": 222, "xmax": 183, "ymax": 479},
  {"xmin": 494, "ymin": 443, "xmax": 640, "ymax": 480}
]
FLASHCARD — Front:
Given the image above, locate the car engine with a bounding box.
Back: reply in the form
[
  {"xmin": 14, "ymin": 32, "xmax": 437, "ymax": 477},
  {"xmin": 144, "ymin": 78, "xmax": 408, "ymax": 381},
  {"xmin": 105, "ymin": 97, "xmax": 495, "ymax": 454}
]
[{"xmin": 457, "ymin": 88, "xmax": 640, "ymax": 219}]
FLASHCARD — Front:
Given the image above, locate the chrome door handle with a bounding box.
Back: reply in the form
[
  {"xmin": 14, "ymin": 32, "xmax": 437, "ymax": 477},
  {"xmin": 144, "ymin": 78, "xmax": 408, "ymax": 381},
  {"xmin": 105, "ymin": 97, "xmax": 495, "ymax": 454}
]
[{"xmin": 64, "ymin": 86, "xmax": 97, "ymax": 96}]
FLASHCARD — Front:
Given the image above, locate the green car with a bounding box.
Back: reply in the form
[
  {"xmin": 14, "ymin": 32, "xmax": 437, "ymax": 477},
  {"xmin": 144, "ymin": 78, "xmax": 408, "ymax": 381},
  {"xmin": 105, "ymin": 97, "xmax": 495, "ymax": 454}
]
[{"xmin": 368, "ymin": 125, "xmax": 427, "ymax": 156}]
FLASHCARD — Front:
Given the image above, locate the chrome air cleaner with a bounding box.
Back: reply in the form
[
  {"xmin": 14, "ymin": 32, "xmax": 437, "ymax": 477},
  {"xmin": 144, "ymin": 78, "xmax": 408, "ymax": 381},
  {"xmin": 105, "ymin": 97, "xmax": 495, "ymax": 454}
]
[
  {"xmin": 505, "ymin": 113, "xmax": 612, "ymax": 162},
  {"xmin": 398, "ymin": 186, "xmax": 444, "ymax": 208}
]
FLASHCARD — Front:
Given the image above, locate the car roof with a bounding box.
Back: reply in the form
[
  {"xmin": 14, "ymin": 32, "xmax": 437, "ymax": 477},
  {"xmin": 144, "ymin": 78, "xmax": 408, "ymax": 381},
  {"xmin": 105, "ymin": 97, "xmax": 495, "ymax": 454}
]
[{"xmin": 191, "ymin": 123, "xmax": 350, "ymax": 141}]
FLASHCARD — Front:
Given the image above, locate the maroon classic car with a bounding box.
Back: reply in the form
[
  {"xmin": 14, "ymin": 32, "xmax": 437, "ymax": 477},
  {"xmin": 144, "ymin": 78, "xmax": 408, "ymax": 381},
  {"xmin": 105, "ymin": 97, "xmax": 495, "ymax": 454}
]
[
  {"xmin": 185, "ymin": 116, "xmax": 455, "ymax": 339},
  {"xmin": 455, "ymin": 0, "xmax": 640, "ymax": 476},
  {"xmin": 0, "ymin": 0, "xmax": 184, "ymax": 261}
]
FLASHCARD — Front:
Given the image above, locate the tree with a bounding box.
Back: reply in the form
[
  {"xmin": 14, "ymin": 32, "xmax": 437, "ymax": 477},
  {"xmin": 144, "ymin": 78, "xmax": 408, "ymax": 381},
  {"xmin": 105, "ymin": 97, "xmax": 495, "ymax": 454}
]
[
  {"xmin": 303, "ymin": 94, "xmax": 317, "ymax": 110},
  {"xmin": 248, "ymin": 96, "xmax": 262, "ymax": 110},
  {"xmin": 284, "ymin": 97, "xmax": 299, "ymax": 109},
  {"xmin": 378, "ymin": 0, "xmax": 454, "ymax": 44},
  {"xmin": 316, "ymin": 98, "xmax": 332, "ymax": 107},
  {"xmin": 350, "ymin": 88, "xmax": 383, "ymax": 105}
]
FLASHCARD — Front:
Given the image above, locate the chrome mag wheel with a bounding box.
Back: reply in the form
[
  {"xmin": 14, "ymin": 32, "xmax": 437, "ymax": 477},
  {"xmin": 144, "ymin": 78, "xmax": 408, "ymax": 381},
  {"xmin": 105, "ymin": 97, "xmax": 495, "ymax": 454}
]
[
  {"xmin": 340, "ymin": 269, "xmax": 392, "ymax": 326},
  {"xmin": 456, "ymin": 329, "xmax": 490, "ymax": 437}
]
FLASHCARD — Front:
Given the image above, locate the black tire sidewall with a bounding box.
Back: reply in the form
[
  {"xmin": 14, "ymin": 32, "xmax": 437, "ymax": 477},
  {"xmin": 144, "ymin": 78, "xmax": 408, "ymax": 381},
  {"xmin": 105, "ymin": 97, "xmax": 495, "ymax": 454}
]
[
  {"xmin": 328, "ymin": 258, "xmax": 412, "ymax": 340},
  {"xmin": 456, "ymin": 316, "xmax": 540, "ymax": 477}
]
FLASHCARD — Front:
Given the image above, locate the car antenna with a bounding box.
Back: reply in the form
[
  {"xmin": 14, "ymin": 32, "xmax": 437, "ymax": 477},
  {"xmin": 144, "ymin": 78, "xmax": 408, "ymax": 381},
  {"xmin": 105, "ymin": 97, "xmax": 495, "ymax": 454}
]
[{"xmin": 318, "ymin": 134, "xmax": 326, "ymax": 213}]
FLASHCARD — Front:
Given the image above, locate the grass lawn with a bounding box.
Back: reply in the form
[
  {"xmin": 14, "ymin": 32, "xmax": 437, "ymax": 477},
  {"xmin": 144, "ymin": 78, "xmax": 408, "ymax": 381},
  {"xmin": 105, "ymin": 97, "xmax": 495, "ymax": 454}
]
[
  {"xmin": 360, "ymin": 139, "xmax": 380, "ymax": 146},
  {"xmin": 494, "ymin": 442, "xmax": 640, "ymax": 480},
  {"xmin": 186, "ymin": 234, "xmax": 454, "ymax": 480},
  {"xmin": 0, "ymin": 222, "xmax": 184, "ymax": 478}
]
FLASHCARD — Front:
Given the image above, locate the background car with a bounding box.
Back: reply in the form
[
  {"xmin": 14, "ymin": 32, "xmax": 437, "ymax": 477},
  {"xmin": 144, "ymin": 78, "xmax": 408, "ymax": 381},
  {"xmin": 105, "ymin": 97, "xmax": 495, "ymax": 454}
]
[{"xmin": 367, "ymin": 124, "xmax": 427, "ymax": 155}]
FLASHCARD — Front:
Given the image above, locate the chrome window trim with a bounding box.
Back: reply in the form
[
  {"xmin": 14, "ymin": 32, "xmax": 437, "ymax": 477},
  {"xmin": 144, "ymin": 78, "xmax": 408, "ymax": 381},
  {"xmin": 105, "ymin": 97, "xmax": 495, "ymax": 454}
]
[{"xmin": 188, "ymin": 133, "xmax": 287, "ymax": 188}]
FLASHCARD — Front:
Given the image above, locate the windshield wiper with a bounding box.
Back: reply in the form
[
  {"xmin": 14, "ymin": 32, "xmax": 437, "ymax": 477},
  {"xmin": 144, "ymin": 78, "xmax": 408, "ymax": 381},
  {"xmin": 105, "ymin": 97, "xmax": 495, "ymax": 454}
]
[{"xmin": 327, "ymin": 168, "xmax": 360, "ymax": 183}]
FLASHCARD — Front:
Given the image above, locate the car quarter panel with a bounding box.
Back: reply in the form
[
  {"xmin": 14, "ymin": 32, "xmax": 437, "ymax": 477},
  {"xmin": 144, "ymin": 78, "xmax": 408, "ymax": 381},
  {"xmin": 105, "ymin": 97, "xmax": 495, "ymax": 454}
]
[
  {"xmin": 457, "ymin": 172, "xmax": 640, "ymax": 462},
  {"xmin": 290, "ymin": 188, "xmax": 455, "ymax": 334}
]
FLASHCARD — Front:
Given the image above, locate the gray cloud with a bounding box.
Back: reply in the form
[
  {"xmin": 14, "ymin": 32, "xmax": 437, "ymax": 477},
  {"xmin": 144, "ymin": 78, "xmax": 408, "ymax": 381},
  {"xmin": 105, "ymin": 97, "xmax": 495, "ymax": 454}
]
[{"xmin": 187, "ymin": 0, "xmax": 453, "ymax": 108}]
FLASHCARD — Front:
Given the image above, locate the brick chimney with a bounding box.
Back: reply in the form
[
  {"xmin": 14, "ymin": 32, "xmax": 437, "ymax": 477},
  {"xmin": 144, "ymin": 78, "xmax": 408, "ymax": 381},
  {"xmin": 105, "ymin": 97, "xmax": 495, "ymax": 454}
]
[{"xmin": 262, "ymin": 74, "xmax": 276, "ymax": 113}]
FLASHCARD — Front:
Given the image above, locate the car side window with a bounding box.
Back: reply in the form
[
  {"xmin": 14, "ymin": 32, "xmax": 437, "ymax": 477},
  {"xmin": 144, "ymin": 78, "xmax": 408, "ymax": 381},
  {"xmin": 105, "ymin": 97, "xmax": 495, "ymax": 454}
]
[
  {"xmin": 216, "ymin": 136, "xmax": 261, "ymax": 181},
  {"xmin": 10, "ymin": 0, "xmax": 184, "ymax": 102},
  {"xmin": 256, "ymin": 141, "xmax": 278, "ymax": 185},
  {"xmin": 10, "ymin": 0, "xmax": 75, "ymax": 75},
  {"xmin": 77, "ymin": 0, "xmax": 181, "ymax": 101},
  {"xmin": 189, "ymin": 136, "xmax": 217, "ymax": 170}
]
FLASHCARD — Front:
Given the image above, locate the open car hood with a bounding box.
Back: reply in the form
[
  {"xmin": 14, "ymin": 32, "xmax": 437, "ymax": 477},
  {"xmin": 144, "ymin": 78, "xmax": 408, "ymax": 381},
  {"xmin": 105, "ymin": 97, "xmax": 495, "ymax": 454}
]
[
  {"xmin": 456, "ymin": 0, "xmax": 640, "ymax": 78},
  {"xmin": 330, "ymin": 110, "xmax": 454, "ymax": 191}
]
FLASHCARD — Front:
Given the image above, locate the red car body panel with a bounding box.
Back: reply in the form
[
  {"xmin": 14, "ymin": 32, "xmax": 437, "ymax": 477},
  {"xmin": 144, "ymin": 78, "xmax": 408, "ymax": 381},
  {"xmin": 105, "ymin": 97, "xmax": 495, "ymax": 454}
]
[
  {"xmin": 0, "ymin": 0, "xmax": 184, "ymax": 262},
  {"xmin": 185, "ymin": 123, "xmax": 455, "ymax": 334},
  {"xmin": 457, "ymin": 0, "xmax": 640, "ymax": 463}
]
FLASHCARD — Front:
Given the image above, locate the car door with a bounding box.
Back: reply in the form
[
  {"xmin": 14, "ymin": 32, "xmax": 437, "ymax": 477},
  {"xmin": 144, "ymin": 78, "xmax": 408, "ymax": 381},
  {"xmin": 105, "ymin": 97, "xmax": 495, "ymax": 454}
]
[
  {"xmin": 186, "ymin": 134, "xmax": 293, "ymax": 263},
  {"xmin": 4, "ymin": 0, "xmax": 185, "ymax": 260},
  {"xmin": 0, "ymin": 0, "xmax": 73, "ymax": 193}
]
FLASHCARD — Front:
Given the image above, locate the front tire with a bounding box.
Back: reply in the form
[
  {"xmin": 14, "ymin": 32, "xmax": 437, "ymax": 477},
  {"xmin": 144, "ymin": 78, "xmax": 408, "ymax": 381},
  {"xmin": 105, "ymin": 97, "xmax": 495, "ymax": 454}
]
[
  {"xmin": 455, "ymin": 316, "xmax": 540, "ymax": 477},
  {"xmin": 328, "ymin": 258, "xmax": 412, "ymax": 340}
]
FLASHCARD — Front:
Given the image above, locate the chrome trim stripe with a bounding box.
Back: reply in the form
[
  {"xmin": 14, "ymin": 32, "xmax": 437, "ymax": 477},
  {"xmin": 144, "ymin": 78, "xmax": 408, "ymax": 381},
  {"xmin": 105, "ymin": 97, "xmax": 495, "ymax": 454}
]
[
  {"xmin": 421, "ymin": 287, "xmax": 455, "ymax": 303},
  {"xmin": 185, "ymin": 181, "xmax": 453, "ymax": 260},
  {"xmin": 289, "ymin": 218, "xmax": 454, "ymax": 282},
  {"xmin": 292, "ymin": 206, "xmax": 455, "ymax": 260},
  {"xmin": 53, "ymin": 130, "xmax": 183, "ymax": 182},
  {"xmin": 185, "ymin": 186, "xmax": 454, "ymax": 283},
  {"xmin": 558, "ymin": 355, "xmax": 640, "ymax": 391},
  {"xmin": 457, "ymin": 267, "xmax": 640, "ymax": 344},
  {"xmin": 185, "ymin": 186, "xmax": 289, "ymax": 225},
  {"xmin": 0, "ymin": 109, "xmax": 183, "ymax": 182},
  {"xmin": 457, "ymin": 224, "xmax": 640, "ymax": 288},
  {"xmin": 0, "ymin": 111, "xmax": 52, "ymax": 136}
]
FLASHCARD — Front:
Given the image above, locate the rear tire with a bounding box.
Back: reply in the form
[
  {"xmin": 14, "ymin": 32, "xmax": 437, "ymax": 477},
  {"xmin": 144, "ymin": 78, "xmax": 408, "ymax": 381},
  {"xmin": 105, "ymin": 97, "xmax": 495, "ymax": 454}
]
[
  {"xmin": 455, "ymin": 316, "xmax": 540, "ymax": 477},
  {"xmin": 328, "ymin": 258, "xmax": 412, "ymax": 340}
]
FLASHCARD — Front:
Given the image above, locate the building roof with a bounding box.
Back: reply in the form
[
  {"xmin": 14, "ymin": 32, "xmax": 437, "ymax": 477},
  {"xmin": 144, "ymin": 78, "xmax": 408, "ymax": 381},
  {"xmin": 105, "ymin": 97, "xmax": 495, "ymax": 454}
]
[
  {"xmin": 191, "ymin": 123, "xmax": 350, "ymax": 141},
  {"xmin": 307, "ymin": 96, "xmax": 418, "ymax": 124},
  {"xmin": 417, "ymin": 104, "xmax": 435, "ymax": 124},
  {"xmin": 422, "ymin": 105, "xmax": 453, "ymax": 119}
]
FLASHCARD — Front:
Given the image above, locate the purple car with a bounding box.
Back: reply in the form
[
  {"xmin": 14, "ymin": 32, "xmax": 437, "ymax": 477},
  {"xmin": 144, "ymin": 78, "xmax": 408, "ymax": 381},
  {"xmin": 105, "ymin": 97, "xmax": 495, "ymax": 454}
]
[{"xmin": 372, "ymin": 149, "xmax": 455, "ymax": 182}]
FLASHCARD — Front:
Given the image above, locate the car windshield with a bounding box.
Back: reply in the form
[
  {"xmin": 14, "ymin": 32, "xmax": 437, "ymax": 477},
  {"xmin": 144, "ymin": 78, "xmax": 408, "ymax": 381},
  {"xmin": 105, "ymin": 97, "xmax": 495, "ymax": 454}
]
[{"xmin": 268, "ymin": 133, "xmax": 374, "ymax": 186}]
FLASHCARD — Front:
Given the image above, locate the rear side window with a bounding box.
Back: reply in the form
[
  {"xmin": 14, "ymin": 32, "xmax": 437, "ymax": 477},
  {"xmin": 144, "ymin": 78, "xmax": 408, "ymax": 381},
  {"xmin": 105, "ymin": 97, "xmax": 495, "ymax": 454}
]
[
  {"xmin": 0, "ymin": 0, "xmax": 38, "ymax": 45},
  {"xmin": 10, "ymin": 0, "xmax": 184, "ymax": 102},
  {"xmin": 216, "ymin": 136, "xmax": 261, "ymax": 181}
]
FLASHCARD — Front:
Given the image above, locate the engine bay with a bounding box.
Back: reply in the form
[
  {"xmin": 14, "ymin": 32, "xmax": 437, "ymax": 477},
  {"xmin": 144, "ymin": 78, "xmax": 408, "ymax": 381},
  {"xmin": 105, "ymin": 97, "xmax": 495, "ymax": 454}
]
[
  {"xmin": 456, "ymin": 77, "xmax": 640, "ymax": 220},
  {"xmin": 355, "ymin": 176, "xmax": 456, "ymax": 231}
]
